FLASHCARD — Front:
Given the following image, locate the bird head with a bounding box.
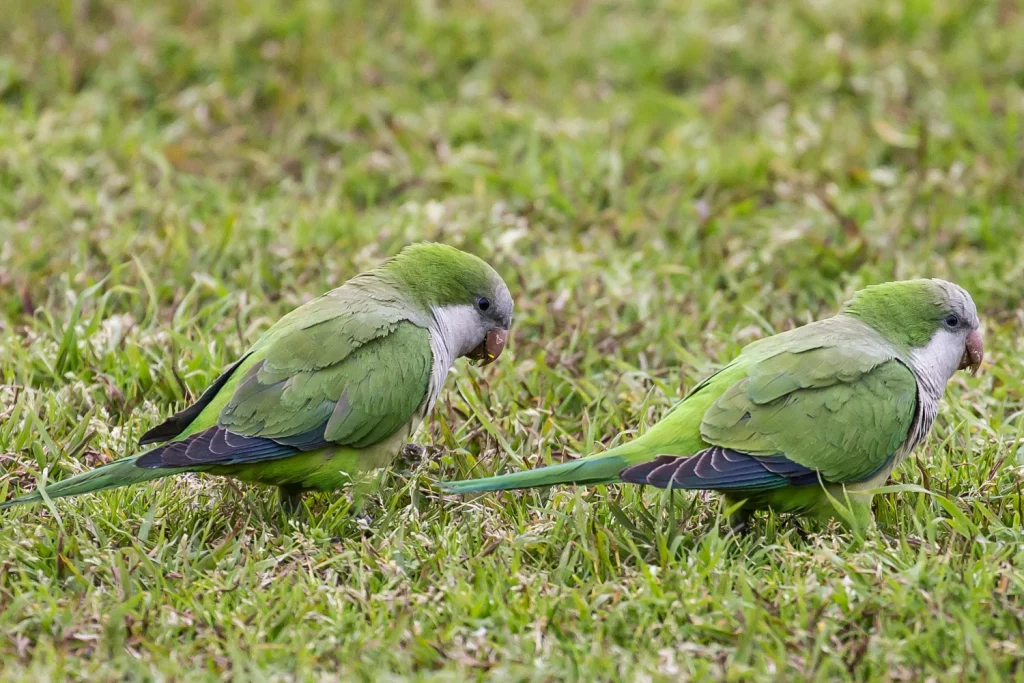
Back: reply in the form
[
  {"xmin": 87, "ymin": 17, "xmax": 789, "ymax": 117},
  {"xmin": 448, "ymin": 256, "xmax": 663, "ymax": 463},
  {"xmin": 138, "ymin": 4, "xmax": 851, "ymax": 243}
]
[
  {"xmin": 383, "ymin": 242, "xmax": 514, "ymax": 365},
  {"xmin": 843, "ymin": 278, "xmax": 983, "ymax": 380}
]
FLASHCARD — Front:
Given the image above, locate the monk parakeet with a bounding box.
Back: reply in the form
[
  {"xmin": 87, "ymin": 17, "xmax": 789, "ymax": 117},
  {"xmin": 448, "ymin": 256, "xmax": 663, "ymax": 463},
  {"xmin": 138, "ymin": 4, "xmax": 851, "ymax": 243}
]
[
  {"xmin": 3, "ymin": 243, "xmax": 513, "ymax": 511},
  {"xmin": 443, "ymin": 279, "xmax": 983, "ymax": 530}
]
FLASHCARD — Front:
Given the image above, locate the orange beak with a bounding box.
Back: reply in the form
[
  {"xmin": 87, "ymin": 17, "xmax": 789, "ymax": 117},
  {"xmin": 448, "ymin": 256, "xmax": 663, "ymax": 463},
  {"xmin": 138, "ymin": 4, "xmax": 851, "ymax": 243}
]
[
  {"xmin": 467, "ymin": 328, "xmax": 508, "ymax": 365},
  {"xmin": 959, "ymin": 329, "xmax": 984, "ymax": 375}
]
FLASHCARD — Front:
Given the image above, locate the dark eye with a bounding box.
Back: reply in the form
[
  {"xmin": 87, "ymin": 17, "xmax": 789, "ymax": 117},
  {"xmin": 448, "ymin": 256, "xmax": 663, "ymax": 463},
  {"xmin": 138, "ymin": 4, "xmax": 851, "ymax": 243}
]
[
  {"xmin": 476, "ymin": 297, "xmax": 491, "ymax": 312},
  {"xmin": 944, "ymin": 314, "xmax": 960, "ymax": 328}
]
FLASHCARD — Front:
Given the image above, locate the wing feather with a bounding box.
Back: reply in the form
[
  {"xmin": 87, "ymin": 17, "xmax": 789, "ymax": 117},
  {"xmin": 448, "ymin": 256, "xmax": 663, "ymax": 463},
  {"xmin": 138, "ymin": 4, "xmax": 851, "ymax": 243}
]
[
  {"xmin": 700, "ymin": 319, "xmax": 918, "ymax": 484},
  {"xmin": 139, "ymin": 287, "xmax": 433, "ymax": 469},
  {"xmin": 623, "ymin": 316, "xmax": 920, "ymax": 491}
]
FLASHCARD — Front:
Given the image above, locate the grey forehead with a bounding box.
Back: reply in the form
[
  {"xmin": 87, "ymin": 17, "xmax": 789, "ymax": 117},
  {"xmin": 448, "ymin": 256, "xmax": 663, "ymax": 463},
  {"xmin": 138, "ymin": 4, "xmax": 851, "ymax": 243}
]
[
  {"xmin": 493, "ymin": 280, "xmax": 515, "ymax": 316},
  {"xmin": 935, "ymin": 280, "xmax": 979, "ymax": 326}
]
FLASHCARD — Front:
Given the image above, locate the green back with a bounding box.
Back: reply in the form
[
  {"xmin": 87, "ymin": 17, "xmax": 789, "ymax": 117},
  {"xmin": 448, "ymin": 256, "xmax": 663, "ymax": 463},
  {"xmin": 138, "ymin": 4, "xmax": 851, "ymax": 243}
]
[
  {"xmin": 698, "ymin": 315, "xmax": 918, "ymax": 483},
  {"xmin": 441, "ymin": 313, "xmax": 922, "ymax": 495},
  {"xmin": 216, "ymin": 282, "xmax": 433, "ymax": 449}
]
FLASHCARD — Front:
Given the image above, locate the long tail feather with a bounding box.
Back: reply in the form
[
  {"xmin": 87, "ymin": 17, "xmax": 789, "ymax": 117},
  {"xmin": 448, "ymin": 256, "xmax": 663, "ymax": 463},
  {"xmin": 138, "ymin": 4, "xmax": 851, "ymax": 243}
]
[
  {"xmin": 1, "ymin": 454, "xmax": 178, "ymax": 509},
  {"xmin": 441, "ymin": 450, "xmax": 633, "ymax": 494}
]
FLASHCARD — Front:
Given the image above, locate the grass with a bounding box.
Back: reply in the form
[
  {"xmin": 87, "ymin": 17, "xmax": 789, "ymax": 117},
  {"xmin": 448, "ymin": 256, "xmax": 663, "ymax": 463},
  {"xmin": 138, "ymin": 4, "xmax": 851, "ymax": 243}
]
[{"xmin": 1, "ymin": 0, "xmax": 1024, "ymax": 678}]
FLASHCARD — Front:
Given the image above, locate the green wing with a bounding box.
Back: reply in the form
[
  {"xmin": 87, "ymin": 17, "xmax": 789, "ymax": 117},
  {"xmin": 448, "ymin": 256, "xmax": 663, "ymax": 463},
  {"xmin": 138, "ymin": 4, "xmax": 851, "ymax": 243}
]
[
  {"xmin": 699, "ymin": 341, "xmax": 918, "ymax": 484},
  {"xmin": 620, "ymin": 317, "xmax": 919, "ymax": 491},
  {"xmin": 221, "ymin": 319, "xmax": 432, "ymax": 448},
  {"xmin": 137, "ymin": 288, "xmax": 433, "ymax": 468}
]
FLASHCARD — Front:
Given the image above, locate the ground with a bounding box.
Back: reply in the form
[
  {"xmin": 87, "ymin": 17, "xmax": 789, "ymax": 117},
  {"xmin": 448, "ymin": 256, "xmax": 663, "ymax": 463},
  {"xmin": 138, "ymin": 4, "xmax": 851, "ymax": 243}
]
[{"xmin": 2, "ymin": 0, "xmax": 1024, "ymax": 679}]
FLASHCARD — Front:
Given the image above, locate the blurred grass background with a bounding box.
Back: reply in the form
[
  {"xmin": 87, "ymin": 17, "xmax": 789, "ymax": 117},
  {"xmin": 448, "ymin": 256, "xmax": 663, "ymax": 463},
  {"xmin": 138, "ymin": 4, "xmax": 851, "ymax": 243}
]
[{"xmin": 1, "ymin": 0, "xmax": 1023, "ymax": 678}]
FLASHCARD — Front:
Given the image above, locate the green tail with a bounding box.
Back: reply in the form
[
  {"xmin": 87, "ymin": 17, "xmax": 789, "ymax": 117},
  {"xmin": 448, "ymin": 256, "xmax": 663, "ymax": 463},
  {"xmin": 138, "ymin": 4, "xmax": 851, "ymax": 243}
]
[
  {"xmin": 1, "ymin": 455, "xmax": 175, "ymax": 509},
  {"xmin": 441, "ymin": 448, "xmax": 634, "ymax": 494}
]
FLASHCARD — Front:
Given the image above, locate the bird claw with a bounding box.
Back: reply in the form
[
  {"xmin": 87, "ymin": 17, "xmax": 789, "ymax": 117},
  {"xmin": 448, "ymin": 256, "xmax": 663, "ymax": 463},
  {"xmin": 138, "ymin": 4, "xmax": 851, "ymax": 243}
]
[
  {"xmin": 398, "ymin": 443, "xmax": 426, "ymax": 465},
  {"xmin": 277, "ymin": 485, "xmax": 306, "ymax": 516},
  {"xmin": 354, "ymin": 515, "xmax": 374, "ymax": 537},
  {"xmin": 728, "ymin": 512, "xmax": 752, "ymax": 536}
]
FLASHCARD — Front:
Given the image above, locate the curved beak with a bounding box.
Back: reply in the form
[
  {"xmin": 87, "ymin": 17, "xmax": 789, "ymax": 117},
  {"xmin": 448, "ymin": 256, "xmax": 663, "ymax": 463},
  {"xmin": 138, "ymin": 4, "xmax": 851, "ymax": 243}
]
[
  {"xmin": 959, "ymin": 329, "xmax": 984, "ymax": 375},
  {"xmin": 467, "ymin": 328, "xmax": 508, "ymax": 366}
]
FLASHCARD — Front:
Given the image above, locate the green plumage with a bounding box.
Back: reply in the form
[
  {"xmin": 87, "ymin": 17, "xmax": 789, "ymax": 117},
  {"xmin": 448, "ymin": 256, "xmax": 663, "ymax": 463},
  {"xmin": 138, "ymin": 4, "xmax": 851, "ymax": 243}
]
[
  {"xmin": 3, "ymin": 243, "xmax": 513, "ymax": 511},
  {"xmin": 220, "ymin": 320, "xmax": 431, "ymax": 448},
  {"xmin": 443, "ymin": 321, "xmax": 914, "ymax": 526},
  {"xmin": 1, "ymin": 456, "xmax": 164, "ymax": 508},
  {"xmin": 443, "ymin": 279, "xmax": 982, "ymax": 529}
]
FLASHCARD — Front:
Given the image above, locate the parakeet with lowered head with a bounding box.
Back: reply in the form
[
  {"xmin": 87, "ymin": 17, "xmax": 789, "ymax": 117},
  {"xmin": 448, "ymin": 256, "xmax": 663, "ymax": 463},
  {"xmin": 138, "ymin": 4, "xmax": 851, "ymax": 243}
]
[
  {"xmin": 443, "ymin": 279, "xmax": 982, "ymax": 530},
  {"xmin": 3, "ymin": 243, "xmax": 513, "ymax": 511}
]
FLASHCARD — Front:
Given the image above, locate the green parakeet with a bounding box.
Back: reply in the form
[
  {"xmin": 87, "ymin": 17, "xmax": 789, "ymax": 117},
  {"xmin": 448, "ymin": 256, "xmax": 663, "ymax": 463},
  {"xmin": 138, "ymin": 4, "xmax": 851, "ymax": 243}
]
[
  {"xmin": 3, "ymin": 243, "xmax": 513, "ymax": 511},
  {"xmin": 443, "ymin": 279, "xmax": 983, "ymax": 530}
]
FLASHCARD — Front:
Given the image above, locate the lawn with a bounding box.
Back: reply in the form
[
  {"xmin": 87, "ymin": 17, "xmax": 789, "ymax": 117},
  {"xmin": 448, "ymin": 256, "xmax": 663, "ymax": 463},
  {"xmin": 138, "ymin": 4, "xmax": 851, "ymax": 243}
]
[{"xmin": 2, "ymin": 0, "xmax": 1024, "ymax": 678}]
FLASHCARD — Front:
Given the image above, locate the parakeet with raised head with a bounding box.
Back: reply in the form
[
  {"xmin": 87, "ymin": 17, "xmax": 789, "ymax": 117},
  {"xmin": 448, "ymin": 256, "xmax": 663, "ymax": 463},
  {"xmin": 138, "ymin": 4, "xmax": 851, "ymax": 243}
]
[
  {"xmin": 443, "ymin": 279, "xmax": 982, "ymax": 530},
  {"xmin": 3, "ymin": 243, "xmax": 513, "ymax": 511}
]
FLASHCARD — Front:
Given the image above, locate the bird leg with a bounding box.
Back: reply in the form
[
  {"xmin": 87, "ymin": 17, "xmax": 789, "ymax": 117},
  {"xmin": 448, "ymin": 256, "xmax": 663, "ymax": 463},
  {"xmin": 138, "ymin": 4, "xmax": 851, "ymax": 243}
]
[
  {"xmin": 728, "ymin": 509, "xmax": 753, "ymax": 536},
  {"xmin": 278, "ymin": 484, "xmax": 307, "ymax": 515},
  {"xmin": 397, "ymin": 443, "xmax": 426, "ymax": 467}
]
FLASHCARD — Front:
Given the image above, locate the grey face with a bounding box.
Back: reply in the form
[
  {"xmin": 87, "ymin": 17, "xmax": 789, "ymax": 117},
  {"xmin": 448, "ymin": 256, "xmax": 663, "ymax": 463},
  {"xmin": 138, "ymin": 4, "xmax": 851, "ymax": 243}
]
[
  {"xmin": 474, "ymin": 280, "xmax": 514, "ymax": 330},
  {"xmin": 933, "ymin": 280, "xmax": 983, "ymax": 374},
  {"xmin": 465, "ymin": 279, "xmax": 514, "ymax": 365},
  {"xmin": 935, "ymin": 280, "xmax": 980, "ymax": 332}
]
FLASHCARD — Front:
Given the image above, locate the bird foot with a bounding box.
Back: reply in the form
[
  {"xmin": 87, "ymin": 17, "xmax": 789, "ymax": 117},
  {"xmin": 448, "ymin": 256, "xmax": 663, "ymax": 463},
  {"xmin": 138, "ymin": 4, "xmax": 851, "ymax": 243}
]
[
  {"xmin": 728, "ymin": 512, "xmax": 752, "ymax": 536},
  {"xmin": 881, "ymin": 532, "xmax": 933, "ymax": 552},
  {"xmin": 354, "ymin": 515, "xmax": 374, "ymax": 537},
  {"xmin": 278, "ymin": 485, "xmax": 307, "ymax": 516},
  {"xmin": 398, "ymin": 443, "xmax": 426, "ymax": 466}
]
